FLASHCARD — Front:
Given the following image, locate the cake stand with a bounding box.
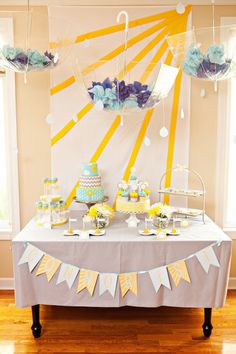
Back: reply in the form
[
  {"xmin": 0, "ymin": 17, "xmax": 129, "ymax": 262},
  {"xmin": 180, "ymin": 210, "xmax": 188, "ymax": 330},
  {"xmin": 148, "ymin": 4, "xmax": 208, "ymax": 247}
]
[
  {"xmin": 73, "ymin": 196, "xmax": 109, "ymax": 210},
  {"xmin": 120, "ymin": 211, "xmax": 144, "ymax": 228}
]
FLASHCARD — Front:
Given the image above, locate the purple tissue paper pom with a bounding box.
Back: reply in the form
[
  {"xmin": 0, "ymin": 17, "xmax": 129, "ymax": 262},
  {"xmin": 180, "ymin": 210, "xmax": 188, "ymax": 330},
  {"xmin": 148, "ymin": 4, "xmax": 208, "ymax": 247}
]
[
  {"xmin": 44, "ymin": 51, "xmax": 54, "ymax": 61},
  {"xmin": 14, "ymin": 52, "xmax": 28, "ymax": 65}
]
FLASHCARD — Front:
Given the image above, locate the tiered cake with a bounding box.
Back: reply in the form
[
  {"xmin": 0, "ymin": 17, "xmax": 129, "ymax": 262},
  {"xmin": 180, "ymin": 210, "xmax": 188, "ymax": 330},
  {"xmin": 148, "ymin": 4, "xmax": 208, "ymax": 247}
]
[
  {"xmin": 76, "ymin": 162, "xmax": 104, "ymax": 202},
  {"xmin": 115, "ymin": 168, "xmax": 150, "ymax": 213}
]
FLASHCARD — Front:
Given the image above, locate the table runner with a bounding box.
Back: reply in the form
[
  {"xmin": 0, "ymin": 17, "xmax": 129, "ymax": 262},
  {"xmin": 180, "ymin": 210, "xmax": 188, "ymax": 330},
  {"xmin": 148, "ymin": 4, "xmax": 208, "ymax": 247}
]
[{"xmin": 12, "ymin": 214, "xmax": 232, "ymax": 308}]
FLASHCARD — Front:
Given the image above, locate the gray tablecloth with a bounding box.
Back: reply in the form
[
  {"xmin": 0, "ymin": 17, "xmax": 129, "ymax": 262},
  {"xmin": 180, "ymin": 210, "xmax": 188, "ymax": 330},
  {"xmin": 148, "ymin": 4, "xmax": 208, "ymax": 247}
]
[{"xmin": 12, "ymin": 214, "xmax": 232, "ymax": 308}]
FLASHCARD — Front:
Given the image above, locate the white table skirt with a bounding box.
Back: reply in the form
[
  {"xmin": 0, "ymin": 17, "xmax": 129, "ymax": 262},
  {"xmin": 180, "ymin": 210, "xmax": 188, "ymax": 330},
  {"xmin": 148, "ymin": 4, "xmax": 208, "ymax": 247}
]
[{"xmin": 12, "ymin": 214, "xmax": 232, "ymax": 308}]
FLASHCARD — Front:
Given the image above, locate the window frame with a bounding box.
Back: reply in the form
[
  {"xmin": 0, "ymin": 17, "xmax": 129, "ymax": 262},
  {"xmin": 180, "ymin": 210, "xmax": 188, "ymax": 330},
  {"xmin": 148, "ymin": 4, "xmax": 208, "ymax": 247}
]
[
  {"xmin": 0, "ymin": 17, "xmax": 20, "ymax": 240},
  {"xmin": 215, "ymin": 17, "xmax": 236, "ymax": 239}
]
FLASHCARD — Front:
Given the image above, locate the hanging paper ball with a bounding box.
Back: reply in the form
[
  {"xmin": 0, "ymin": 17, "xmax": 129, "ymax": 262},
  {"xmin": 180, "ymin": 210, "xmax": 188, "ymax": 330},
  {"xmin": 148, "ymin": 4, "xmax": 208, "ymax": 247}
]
[
  {"xmin": 176, "ymin": 2, "xmax": 185, "ymax": 14},
  {"xmin": 144, "ymin": 136, "xmax": 151, "ymax": 146},
  {"xmin": 45, "ymin": 113, "xmax": 54, "ymax": 125},
  {"xmin": 160, "ymin": 126, "xmax": 169, "ymax": 138}
]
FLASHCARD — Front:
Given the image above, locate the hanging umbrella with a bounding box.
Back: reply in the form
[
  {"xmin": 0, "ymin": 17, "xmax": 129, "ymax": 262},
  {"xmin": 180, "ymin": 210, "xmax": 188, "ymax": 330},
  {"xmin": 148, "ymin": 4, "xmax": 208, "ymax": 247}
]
[
  {"xmin": 167, "ymin": 24, "xmax": 236, "ymax": 81},
  {"xmin": 73, "ymin": 10, "xmax": 179, "ymax": 114}
]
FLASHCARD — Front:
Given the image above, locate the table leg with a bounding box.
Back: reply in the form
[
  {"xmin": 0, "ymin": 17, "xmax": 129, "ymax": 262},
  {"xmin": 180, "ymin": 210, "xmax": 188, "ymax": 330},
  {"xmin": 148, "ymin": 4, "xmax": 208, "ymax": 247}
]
[
  {"xmin": 31, "ymin": 305, "xmax": 42, "ymax": 338},
  {"xmin": 202, "ymin": 308, "xmax": 213, "ymax": 338}
]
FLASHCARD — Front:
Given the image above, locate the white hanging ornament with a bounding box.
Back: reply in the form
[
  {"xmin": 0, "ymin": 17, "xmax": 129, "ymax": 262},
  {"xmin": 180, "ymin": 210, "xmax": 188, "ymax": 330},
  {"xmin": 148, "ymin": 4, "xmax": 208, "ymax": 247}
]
[
  {"xmin": 45, "ymin": 113, "xmax": 54, "ymax": 125},
  {"xmin": 176, "ymin": 2, "xmax": 185, "ymax": 14},
  {"xmin": 160, "ymin": 126, "xmax": 169, "ymax": 138},
  {"xmin": 120, "ymin": 115, "xmax": 124, "ymax": 126},
  {"xmin": 180, "ymin": 108, "xmax": 185, "ymax": 119},
  {"xmin": 144, "ymin": 136, "xmax": 151, "ymax": 146}
]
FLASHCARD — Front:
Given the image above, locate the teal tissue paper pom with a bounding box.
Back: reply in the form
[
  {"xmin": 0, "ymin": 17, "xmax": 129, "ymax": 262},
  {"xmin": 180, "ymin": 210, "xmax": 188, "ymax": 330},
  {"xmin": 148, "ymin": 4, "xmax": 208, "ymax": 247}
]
[
  {"xmin": 107, "ymin": 99, "xmax": 122, "ymax": 110},
  {"xmin": 28, "ymin": 50, "xmax": 48, "ymax": 66},
  {"xmin": 183, "ymin": 61, "xmax": 197, "ymax": 76},
  {"xmin": 207, "ymin": 44, "xmax": 225, "ymax": 65},
  {"xmin": 185, "ymin": 44, "xmax": 204, "ymax": 67},
  {"xmin": 123, "ymin": 96, "xmax": 138, "ymax": 109},
  {"xmin": 104, "ymin": 87, "xmax": 117, "ymax": 101},
  {"xmin": 90, "ymin": 85, "xmax": 105, "ymax": 102},
  {"xmin": 2, "ymin": 45, "xmax": 21, "ymax": 60}
]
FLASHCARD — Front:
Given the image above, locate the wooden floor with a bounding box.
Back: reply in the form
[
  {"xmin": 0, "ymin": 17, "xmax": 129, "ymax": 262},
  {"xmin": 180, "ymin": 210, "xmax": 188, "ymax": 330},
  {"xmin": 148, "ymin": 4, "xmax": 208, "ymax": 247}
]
[{"xmin": 0, "ymin": 290, "xmax": 236, "ymax": 354}]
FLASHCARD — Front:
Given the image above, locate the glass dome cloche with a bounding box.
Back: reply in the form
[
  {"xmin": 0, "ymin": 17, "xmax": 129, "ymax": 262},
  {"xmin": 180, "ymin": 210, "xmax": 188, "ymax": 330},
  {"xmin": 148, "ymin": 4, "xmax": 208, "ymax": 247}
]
[
  {"xmin": 167, "ymin": 24, "xmax": 236, "ymax": 81},
  {"xmin": 73, "ymin": 10, "xmax": 179, "ymax": 114},
  {"xmin": 0, "ymin": 7, "xmax": 72, "ymax": 75}
]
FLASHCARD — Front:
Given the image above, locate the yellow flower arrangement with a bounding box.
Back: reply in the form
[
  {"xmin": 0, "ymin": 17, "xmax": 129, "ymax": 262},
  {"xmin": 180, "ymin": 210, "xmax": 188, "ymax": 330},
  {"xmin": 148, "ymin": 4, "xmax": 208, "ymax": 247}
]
[
  {"xmin": 87, "ymin": 204, "xmax": 114, "ymax": 219},
  {"xmin": 148, "ymin": 203, "xmax": 162, "ymax": 217},
  {"xmin": 148, "ymin": 203, "xmax": 173, "ymax": 218}
]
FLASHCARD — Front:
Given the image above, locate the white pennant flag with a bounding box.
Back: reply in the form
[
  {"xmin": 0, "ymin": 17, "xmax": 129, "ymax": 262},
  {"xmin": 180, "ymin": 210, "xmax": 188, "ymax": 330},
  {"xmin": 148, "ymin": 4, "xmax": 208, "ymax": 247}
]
[
  {"xmin": 196, "ymin": 246, "xmax": 220, "ymax": 273},
  {"xmin": 149, "ymin": 266, "xmax": 171, "ymax": 292},
  {"xmin": 99, "ymin": 273, "xmax": 118, "ymax": 297},
  {"xmin": 18, "ymin": 244, "xmax": 44, "ymax": 272},
  {"xmin": 56, "ymin": 263, "xmax": 79, "ymax": 289}
]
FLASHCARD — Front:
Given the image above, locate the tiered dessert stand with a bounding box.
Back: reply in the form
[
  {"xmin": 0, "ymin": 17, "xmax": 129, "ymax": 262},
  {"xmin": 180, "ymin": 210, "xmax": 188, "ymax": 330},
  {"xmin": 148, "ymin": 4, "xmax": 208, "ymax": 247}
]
[{"xmin": 158, "ymin": 165, "xmax": 206, "ymax": 223}]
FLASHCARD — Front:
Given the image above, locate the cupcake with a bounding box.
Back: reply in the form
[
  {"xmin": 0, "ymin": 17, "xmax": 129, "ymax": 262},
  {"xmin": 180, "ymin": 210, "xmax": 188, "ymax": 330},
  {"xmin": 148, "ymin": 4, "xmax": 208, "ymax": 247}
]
[
  {"xmin": 130, "ymin": 191, "xmax": 138, "ymax": 202},
  {"xmin": 121, "ymin": 191, "xmax": 129, "ymax": 201}
]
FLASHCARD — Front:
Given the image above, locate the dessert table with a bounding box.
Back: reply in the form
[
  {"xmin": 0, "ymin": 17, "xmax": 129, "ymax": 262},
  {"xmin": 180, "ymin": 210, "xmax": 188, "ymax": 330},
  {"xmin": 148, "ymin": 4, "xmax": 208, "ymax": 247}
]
[{"xmin": 12, "ymin": 213, "xmax": 232, "ymax": 338}]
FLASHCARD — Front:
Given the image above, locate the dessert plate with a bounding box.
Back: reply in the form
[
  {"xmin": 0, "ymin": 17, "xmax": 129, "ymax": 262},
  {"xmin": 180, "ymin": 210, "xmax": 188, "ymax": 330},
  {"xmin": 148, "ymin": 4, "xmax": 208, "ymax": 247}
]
[
  {"xmin": 166, "ymin": 229, "xmax": 180, "ymax": 236},
  {"xmin": 89, "ymin": 229, "xmax": 106, "ymax": 236},
  {"xmin": 138, "ymin": 229, "xmax": 156, "ymax": 236}
]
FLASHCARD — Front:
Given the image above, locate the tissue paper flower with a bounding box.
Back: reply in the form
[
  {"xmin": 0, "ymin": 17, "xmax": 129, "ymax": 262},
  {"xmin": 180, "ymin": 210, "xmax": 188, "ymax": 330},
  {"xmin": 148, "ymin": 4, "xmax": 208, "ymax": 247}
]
[
  {"xmin": 183, "ymin": 43, "xmax": 233, "ymax": 79},
  {"xmin": 28, "ymin": 50, "xmax": 49, "ymax": 66},
  {"xmin": 88, "ymin": 77, "xmax": 154, "ymax": 111},
  {"xmin": 207, "ymin": 44, "xmax": 225, "ymax": 65},
  {"xmin": 2, "ymin": 46, "xmax": 22, "ymax": 60},
  {"xmin": 0, "ymin": 45, "xmax": 57, "ymax": 72}
]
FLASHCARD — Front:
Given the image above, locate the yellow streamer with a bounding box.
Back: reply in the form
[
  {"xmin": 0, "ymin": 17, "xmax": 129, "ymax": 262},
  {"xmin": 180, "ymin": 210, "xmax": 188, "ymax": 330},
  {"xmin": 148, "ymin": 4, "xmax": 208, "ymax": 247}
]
[
  {"xmin": 50, "ymin": 76, "xmax": 75, "ymax": 96},
  {"xmin": 51, "ymin": 15, "xmax": 178, "ymax": 96},
  {"xmin": 163, "ymin": 8, "xmax": 191, "ymax": 204},
  {"xmin": 51, "ymin": 103, "xmax": 93, "ymax": 146},
  {"xmin": 50, "ymin": 8, "xmax": 179, "ymax": 49}
]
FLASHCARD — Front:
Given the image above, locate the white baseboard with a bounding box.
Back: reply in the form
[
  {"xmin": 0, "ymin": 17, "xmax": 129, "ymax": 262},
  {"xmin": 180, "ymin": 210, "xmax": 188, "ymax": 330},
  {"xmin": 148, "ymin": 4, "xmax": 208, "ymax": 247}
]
[
  {"xmin": 0, "ymin": 277, "xmax": 236, "ymax": 291},
  {"xmin": 0, "ymin": 277, "xmax": 14, "ymax": 290},
  {"xmin": 228, "ymin": 277, "xmax": 236, "ymax": 289}
]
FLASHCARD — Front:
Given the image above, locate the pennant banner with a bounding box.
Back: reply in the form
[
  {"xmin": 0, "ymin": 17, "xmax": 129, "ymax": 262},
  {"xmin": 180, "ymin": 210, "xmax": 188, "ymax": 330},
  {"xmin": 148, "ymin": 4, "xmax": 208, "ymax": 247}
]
[
  {"xmin": 119, "ymin": 272, "xmax": 138, "ymax": 297},
  {"xmin": 36, "ymin": 254, "xmax": 61, "ymax": 282},
  {"xmin": 168, "ymin": 259, "xmax": 191, "ymax": 287},
  {"xmin": 77, "ymin": 269, "xmax": 99, "ymax": 296},
  {"xmin": 149, "ymin": 266, "xmax": 171, "ymax": 293},
  {"xmin": 18, "ymin": 243, "xmax": 44, "ymax": 272},
  {"xmin": 18, "ymin": 241, "xmax": 221, "ymax": 297},
  {"xmin": 57, "ymin": 263, "xmax": 79, "ymax": 289},
  {"xmin": 196, "ymin": 246, "xmax": 220, "ymax": 273},
  {"xmin": 99, "ymin": 273, "xmax": 118, "ymax": 297}
]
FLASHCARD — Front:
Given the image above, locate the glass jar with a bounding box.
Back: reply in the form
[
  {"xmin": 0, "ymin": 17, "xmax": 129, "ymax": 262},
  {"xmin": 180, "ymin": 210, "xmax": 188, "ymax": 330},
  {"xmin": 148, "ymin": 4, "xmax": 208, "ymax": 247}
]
[
  {"xmin": 93, "ymin": 215, "xmax": 110, "ymax": 229},
  {"xmin": 35, "ymin": 201, "xmax": 43, "ymax": 224},
  {"xmin": 152, "ymin": 216, "xmax": 169, "ymax": 229}
]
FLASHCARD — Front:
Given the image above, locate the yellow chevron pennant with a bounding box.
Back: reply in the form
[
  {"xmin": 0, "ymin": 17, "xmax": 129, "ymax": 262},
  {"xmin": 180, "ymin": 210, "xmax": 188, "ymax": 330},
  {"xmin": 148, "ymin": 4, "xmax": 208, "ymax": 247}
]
[
  {"xmin": 167, "ymin": 259, "xmax": 191, "ymax": 287},
  {"xmin": 119, "ymin": 272, "xmax": 138, "ymax": 297},
  {"xmin": 77, "ymin": 269, "xmax": 99, "ymax": 296},
  {"xmin": 36, "ymin": 254, "xmax": 61, "ymax": 282}
]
